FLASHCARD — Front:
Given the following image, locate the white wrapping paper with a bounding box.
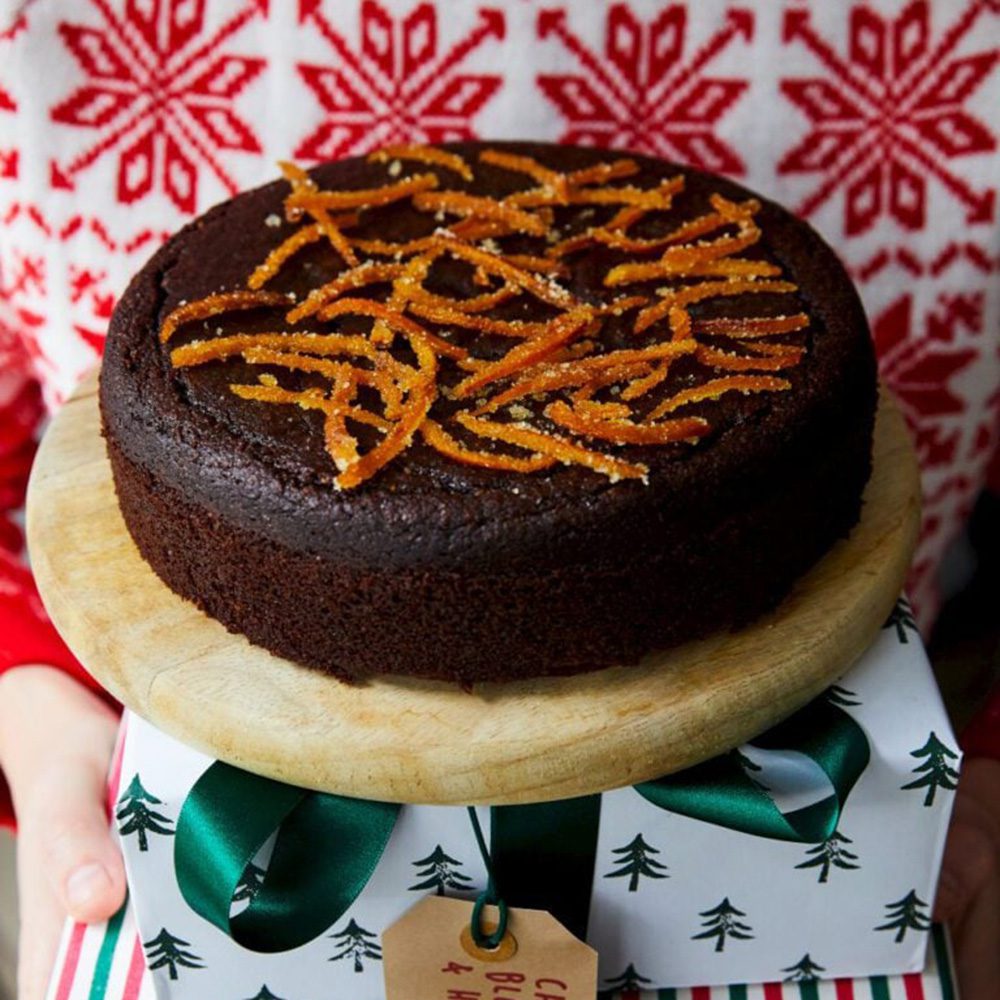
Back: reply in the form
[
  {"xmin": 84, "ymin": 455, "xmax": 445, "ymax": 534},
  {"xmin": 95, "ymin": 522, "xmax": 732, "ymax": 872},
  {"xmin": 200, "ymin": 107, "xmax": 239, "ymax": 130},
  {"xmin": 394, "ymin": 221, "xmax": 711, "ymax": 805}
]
[{"xmin": 61, "ymin": 603, "xmax": 960, "ymax": 997}]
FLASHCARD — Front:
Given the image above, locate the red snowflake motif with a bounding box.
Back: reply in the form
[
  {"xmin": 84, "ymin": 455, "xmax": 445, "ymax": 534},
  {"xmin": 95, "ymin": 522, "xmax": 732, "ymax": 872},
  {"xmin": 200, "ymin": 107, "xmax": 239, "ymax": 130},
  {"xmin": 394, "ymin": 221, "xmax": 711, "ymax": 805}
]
[
  {"xmin": 295, "ymin": 1, "xmax": 505, "ymax": 160},
  {"xmin": 68, "ymin": 265, "xmax": 115, "ymax": 356},
  {"xmin": 873, "ymin": 292, "xmax": 981, "ymax": 469},
  {"xmin": 779, "ymin": 3, "xmax": 998, "ymax": 235},
  {"xmin": 49, "ymin": 0, "xmax": 268, "ymax": 213},
  {"xmin": 0, "ymin": 32, "xmax": 16, "ymax": 179},
  {"xmin": 535, "ymin": 5, "xmax": 752, "ymax": 174}
]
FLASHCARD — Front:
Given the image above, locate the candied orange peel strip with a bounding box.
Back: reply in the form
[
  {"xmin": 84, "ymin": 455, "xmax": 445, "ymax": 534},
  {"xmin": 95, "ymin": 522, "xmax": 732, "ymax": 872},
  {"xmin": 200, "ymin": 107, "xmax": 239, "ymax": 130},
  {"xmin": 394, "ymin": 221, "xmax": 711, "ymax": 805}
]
[
  {"xmin": 473, "ymin": 341, "xmax": 696, "ymax": 414},
  {"xmin": 172, "ymin": 331, "xmax": 391, "ymax": 368},
  {"xmin": 285, "ymin": 262, "xmax": 406, "ymax": 323},
  {"xmin": 421, "ymin": 418, "xmax": 555, "ymax": 472},
  {"xmin": 431, "ymin": 234, "xmax": 576, "ymax": 308},
  {"xmin": 456, "ymin": 412, "xmax": 648, "ymax": 483},
  {"xmin": 368, "ymin": 145, "xmax": 473, "ymax": 182},
  {"xmin": 479, "ymin": 149, "xmax": 568, "ymax": 199},
  {"xmin": 279, "ymin": 162, "xmax": 359, "ymax": 267},
  {"xmin": 634, "ymin": 281, "xmax": 799, "ymax": 335},
  {"xmin": 647, "ymin": 375, "xmax": 792, "ymax": 420},
  {"xmin": 695, "ymin": 344, "xmax": 803, "ymax": 372},
  {"xmin": 545, "ymin": 401, "xmax": 710, "ymax": 446},
  {"xmin": 414, "ymin": 191, "xmax": 548, "ymax": 236},
  {"xmin": 451, "ymin": 306, "xmax": 596, "ymax": 399},
  {"xmin": 692, "ymin": 314, "xmax": 810, "ymax": 339},
  {"xmin": 316, "ymin": 297, "xmax": 468, "ymax": 361},
  {"xmin": 160, "ymin": 291, "xmax": 294, "ymax": 344},
  {"xmin": 285, "ymin": 173, "xmax": 439, "ymax": 213}
]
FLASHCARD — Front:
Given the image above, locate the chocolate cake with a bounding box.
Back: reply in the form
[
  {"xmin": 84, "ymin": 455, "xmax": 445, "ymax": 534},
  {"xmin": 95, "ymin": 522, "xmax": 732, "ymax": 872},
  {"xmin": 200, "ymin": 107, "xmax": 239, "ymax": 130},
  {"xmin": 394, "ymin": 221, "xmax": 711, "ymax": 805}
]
[{"xmin": 100, "ymin": 142, "xmax": 876, "ymax": 684}]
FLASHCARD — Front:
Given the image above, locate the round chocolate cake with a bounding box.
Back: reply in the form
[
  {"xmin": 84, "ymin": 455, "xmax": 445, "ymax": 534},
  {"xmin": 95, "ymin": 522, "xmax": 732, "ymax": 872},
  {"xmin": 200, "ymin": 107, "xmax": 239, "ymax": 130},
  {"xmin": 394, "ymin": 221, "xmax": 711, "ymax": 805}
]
[{"xmin": 100, "ymin": 142, "xmax": 876, "ymax": 684}]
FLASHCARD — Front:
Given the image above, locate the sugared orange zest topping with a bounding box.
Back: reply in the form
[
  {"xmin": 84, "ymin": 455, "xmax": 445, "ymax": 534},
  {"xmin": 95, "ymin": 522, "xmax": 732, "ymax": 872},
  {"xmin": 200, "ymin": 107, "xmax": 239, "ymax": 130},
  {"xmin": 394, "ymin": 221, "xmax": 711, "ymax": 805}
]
[
  {"xmin": 692, "ymin": 314, "xmax": 810, "ymax": 338},
  {"xmin": 647, "ymin": 376, "xmax": 792, "ymax": 421},
  {"xmin": 247, "ymin": 224, "xmax": 323, "ymax": 289},
  {"xmin": 162, "ymin": 147, "xmax": 811, "ymax": 487},
  {"xmin": 619, "ymin": 362, "xmax": 672, "ymax": 401},
  {"xmin": 567, "ymin": 159, "xmax": 640, "ymax": 186},
  {"xmin": 368, "ymin": 145, "xmax": 473, "ymax": 182},
  {"xmin": 413, "ymin": 191, "xmax": 548, "ymax": 236},
  {"xmin": 478, "ymin": 149, "xmax": 568, "ymax": 197},
  {"xmin": 545, "ymin": 401, "xmax": 710, "ymax": 446},
  {"xmin": 286, "ymin": 262, "xmax": 406, "ymax": 323},
  {"xmin": 316, "ymin": 298, "xmax": 467, "ymax": 361},
  {"xmin": 160, "ymin": 292, "xmax": 293, "ymax": 344},
  {"xmin": 430, "ymin": 235, "xmax": 577, "ymax": 308},
  {"xmin": 278, "ymin": 162, "xmax": 358, "ymax": 267},
  {"xmin": 421, "ymin": 418, "xmax": 556, "ymax": 472},
  {"xmin": 695, "ymin": 345, "xmax": 803, "ymax": 371},
  {"xmin": 416, "ymin": 284, "xmax": 518, "ymax": 314},
  {"xmin": 285, "ymin": 173, "xmax": 438, "ymax": 212},
  {"xmin": 473, "ymin": 341, "xmax": 697, "ymax": 414},
  {"xmin": 456, "ymin": 412, "xmax": 648, "ymax": 483},
  {"xmin": 451, "ymin": 307, "xmax": 596, "ymax": 399},
  {"xmin": 634, "ymin": 281, "xmax": 799, "ymax": 335}
]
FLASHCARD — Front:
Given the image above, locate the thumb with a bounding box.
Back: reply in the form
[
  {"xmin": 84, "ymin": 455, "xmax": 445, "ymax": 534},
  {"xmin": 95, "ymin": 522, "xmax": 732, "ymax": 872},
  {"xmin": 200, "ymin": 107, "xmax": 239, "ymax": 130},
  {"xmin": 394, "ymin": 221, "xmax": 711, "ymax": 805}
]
[{"xmin": 27, "ymin": 755, "xmax": 127, "ymax": 923}]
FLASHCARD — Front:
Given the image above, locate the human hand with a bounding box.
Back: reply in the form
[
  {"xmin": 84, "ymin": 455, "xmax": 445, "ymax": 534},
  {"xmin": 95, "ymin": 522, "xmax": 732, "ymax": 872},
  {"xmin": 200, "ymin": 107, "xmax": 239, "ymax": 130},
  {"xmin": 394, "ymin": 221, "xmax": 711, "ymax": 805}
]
[
  {"xmin": 0, "ymin": 666, "xmax": 125, "ymax": 1000},
  {"xmin": 933, "ymin": 757, "xmax": 1000, "ymax": 1000}
]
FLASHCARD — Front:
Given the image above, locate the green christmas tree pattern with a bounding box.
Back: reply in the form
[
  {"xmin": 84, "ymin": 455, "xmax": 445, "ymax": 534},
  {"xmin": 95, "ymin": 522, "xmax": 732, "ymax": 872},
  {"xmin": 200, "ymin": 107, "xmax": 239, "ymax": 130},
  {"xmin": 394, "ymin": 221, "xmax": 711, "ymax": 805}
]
[
  {"xmin": 795, "ymin": 831, "xmax": 861, "ymax": 883},
  {"xmin": 599, "ymin": 962, "xmax": 652, "ymax": 1000},
  {"xmin": 604, "ymin": 833, "xmax": 668, "ymax": 891},
  {"xmin": 143, "ymin": 928, "xmax": 203, "ymax": 980},
  {"xmin": 329, "ymin": 918, "xmax": 381, "ymax": 972},
  {"xmin": 826, "ymin": 684, "xmax": 861, "ymax": 708},
  {"xmin": 901, "ymin": 732, "xmax": 960, "ymax": 806},
  {"xmin": 408, "ymin": 845, "xmax": 473, "ymax": 895},
  {"xmin": 875, "ymin": 890, "xmax": 932, "ymax": 942},
  {"xmin": 242, "ymin": 988, "xmax": 286, "ymax": 1000},
  {"xmin": 883, "ymin": 597, "xmax": 918, "ymax": 643},
  {"xmin": 782, "ymin": 953, "xmax": 826, "ymax": 986},
  {"xmin": 691, "ymin": 898, "xmax": 754, "ymax": 952},
  {"xmin": 116, "ymin": 774, "xmax": 174, "ymax": 852},
  {"xmin": 234, "ymin": 861, "xmax": 266, "ymax": 902}
]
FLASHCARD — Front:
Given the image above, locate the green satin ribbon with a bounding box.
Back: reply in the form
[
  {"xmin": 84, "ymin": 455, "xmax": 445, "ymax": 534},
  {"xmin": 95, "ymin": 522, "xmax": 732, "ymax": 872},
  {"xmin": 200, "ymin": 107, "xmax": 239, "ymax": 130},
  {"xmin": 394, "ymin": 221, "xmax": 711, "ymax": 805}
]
[
  {"xmin": 491, "ymin": 795, "xmax": 602, "ymax": 942},
  {"xmin": 636, "ymin": 698, "xmax": 870, "ymax": 843},
  {"xmin": 174, "ymin": 763, "xmax": 399, "ymax": 953},
  {"xmin": 171, "ymin": 695, "xmax": 868, "ymax": 953}
]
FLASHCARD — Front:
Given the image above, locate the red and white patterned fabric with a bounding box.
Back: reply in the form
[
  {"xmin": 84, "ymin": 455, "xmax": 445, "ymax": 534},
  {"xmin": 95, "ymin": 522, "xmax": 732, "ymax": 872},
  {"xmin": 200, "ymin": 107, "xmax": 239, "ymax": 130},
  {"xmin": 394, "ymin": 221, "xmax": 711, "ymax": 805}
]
[{"xmin": 0, "ymin": 0, "xmax": 997, "ymax": 675}]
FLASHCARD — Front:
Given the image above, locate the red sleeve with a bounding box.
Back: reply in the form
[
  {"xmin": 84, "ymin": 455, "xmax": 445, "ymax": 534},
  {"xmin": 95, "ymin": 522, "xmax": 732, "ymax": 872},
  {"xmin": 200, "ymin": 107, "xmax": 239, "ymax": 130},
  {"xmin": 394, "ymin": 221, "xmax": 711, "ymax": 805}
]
[
  {"xmin": 961, "ymin": 685, "xmax": 1000, "ymax": 761},
  {"xmin": 0, "ymin": 377, "xmax": 117, "ymax": 830}
]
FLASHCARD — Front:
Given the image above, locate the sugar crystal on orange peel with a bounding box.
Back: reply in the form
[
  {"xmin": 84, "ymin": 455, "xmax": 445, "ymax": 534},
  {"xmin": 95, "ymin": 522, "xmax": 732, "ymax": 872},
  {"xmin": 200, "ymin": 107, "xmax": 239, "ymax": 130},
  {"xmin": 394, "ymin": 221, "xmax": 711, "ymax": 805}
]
[
  {"xmin": 160, "ymin": 291, "xmax": 294, "ymax": 344},
  {"xmin": 647, "ymin": 376, "xmax": 791, "ymax": 420},
  {"xmin": 545, "ymin": 401, "xmax": 710, "ymax": 446},
  {"xmin": 368, "ymin": 145, "xmax": 473, "ymax": 182},
  {"xmin": 421, "ymin": 418, "xmax": 555, "ymax": 472},
  {"xmin": 457, "ymin": 412, "xmax": 647, "ymax": 483}
]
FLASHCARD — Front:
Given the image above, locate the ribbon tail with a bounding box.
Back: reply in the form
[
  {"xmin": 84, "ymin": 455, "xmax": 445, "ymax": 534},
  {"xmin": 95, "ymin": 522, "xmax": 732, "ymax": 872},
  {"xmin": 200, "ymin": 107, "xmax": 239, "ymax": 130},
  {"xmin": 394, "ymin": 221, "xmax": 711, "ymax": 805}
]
[
  {"xmin": 491, "ymin": 796, "xmax": 601, "ymax": 942},
  {"xmin": 176, "ymin": 763, "xmax": 400, "ymax": 953}
]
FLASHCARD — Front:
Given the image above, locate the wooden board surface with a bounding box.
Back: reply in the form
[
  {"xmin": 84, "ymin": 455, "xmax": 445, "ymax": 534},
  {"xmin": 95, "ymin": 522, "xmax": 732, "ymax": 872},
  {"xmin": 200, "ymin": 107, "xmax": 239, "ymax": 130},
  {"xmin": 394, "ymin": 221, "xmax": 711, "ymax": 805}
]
[{"xmin": 27, "ymin": 374, "xmax": 920, "ymax": 804}]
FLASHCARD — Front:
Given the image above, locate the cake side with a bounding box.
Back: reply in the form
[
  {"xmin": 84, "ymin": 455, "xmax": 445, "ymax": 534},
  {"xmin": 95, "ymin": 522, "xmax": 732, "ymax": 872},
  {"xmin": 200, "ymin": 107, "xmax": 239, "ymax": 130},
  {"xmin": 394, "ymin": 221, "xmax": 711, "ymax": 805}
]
[{"xmin": 101, "ymin": 142, "xmax": 876, "ymax": 682}]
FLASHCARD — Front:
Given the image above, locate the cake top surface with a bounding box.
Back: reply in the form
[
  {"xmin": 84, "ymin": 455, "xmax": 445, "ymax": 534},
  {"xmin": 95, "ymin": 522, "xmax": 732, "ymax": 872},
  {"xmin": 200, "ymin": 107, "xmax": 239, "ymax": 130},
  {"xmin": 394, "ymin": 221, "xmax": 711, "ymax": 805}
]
[
  {"xmin": 151, "ymin": 142, "xmax": 837, "ymax": 492},
  {"xmin": 106, "ymin": 141, "xmax": 872, "ymax": 570}
]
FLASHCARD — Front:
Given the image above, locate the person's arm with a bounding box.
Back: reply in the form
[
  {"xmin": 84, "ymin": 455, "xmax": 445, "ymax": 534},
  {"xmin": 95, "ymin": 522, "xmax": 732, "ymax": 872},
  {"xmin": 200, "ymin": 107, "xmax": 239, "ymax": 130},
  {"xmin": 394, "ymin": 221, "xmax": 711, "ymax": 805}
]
[
  {"xmin": 0, "ymin": 373, "xmax": 126, "ymax": 1000},
  {"xmin": 0, "ymin": 374, "xmax": 114, "ymax": 827}
]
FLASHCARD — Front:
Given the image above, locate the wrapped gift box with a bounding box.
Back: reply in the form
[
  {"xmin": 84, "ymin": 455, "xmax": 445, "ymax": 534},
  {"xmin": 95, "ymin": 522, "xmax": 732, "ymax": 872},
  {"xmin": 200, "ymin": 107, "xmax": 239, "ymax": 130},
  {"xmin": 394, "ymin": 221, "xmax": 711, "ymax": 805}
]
[
  {"xmin": 54, "ymin": 601, "xmax": 962, "ymax": 999},
  {"xmin": 46, "ymin": 900, "xmax": 962, "ymax": 1000}
]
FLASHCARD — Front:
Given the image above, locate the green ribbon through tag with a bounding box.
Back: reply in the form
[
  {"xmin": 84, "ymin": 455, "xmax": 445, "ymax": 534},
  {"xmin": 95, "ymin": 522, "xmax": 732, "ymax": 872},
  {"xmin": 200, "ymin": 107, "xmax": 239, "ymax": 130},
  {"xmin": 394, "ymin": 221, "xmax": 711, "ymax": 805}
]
[{"xmin": 173, "ymin": 696, "xmax": 868, "ymax": 952}]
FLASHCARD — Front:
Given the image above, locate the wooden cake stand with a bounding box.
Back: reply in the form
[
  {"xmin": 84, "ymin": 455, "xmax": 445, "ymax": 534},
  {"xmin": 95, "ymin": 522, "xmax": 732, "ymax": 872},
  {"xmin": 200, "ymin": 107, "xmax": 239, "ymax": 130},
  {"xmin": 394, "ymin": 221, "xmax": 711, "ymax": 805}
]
[{"xmin": 27, "ymin": 374, "xmax": 919, "ymax": 805}]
